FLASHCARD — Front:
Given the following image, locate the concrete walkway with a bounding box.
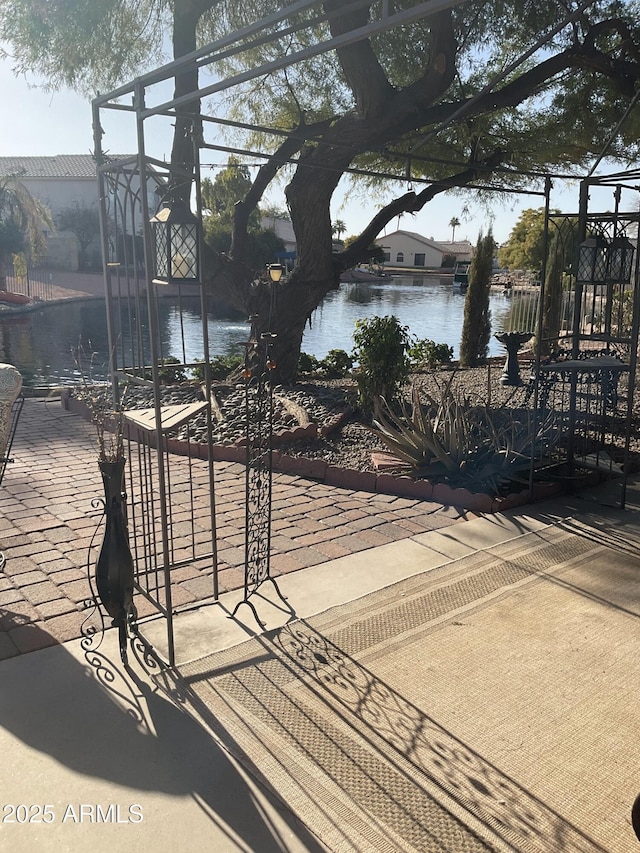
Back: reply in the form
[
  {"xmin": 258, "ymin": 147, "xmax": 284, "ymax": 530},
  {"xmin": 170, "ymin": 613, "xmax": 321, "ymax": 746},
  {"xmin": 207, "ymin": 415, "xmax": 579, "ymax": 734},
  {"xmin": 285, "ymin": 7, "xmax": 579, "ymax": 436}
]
[{"xmin": 1, "ymin": 398, "xmax": 638, "ymax": 851}]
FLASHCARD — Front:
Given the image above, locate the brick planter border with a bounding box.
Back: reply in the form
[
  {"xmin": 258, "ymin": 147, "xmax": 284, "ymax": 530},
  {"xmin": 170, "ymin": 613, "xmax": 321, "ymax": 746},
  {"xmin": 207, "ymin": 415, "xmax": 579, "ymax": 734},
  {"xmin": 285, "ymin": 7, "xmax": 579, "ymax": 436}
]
[{"xmin": 61, "ymin": 390, "xmax": 567, "ymax": 513}]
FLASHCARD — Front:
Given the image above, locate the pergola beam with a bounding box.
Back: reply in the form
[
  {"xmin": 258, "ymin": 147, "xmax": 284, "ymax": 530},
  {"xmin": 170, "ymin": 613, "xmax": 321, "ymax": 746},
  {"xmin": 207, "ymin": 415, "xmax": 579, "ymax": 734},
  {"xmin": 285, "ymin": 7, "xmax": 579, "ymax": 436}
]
[{"xmin": 95, "ymin": 0, "xmax": 469, "ymax": 117}]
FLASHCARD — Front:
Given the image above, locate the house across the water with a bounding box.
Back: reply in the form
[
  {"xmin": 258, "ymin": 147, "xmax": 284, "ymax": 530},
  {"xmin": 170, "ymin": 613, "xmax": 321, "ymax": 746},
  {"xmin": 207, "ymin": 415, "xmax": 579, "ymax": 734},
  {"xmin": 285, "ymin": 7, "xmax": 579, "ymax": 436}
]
[{"xmin": 379, "ymin": 229, "xmax": 473, "ymax": 270}]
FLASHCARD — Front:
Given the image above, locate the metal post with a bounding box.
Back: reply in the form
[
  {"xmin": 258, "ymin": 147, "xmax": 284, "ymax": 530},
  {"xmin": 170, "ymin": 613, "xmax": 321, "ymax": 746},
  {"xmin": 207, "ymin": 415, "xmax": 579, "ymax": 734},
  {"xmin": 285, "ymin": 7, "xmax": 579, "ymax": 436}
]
[
  {"xmin": 566, "ymin": 180, "xmax": 591, "ymax": 476},
  {"xmin": 233, "ymin": 327, "xmax": 288, "ymax": 628},
  {"xmin": 135, "ymin": 81, "xmax": 176, "ymax": 666},
  {"xmin": 93, "ymin": 101, "xmax": 121, "ymax": 407},
  {"xmin": 193, "ymin": 123, "xmax": 219, "ymax": 599}
]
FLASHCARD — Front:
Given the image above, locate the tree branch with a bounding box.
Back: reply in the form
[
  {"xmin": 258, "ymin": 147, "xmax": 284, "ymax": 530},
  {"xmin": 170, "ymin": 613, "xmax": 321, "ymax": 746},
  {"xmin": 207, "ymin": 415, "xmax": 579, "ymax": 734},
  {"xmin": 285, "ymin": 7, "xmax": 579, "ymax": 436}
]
[
  {"xmin": 401, "ymin": 10, "xmax": 457, "ymax": 109},
  {"xmin": 230, "ymin": 115, "xmax": 335, "ymax": 258},
  {"xmin": 323, "ymin": 0, "xmax": 395, "ymax": 116},
  {"xmin": 406, "ymin": 24, "xmax": 640, "ymax": 136},
  {"xmin": 337, "ymin": 150, "xmax": 504, "ymax": 271},
  {"xmin": 169, "ymin": 3, "xmax": 205, "ymax": 201},
  {"xmin": 583, "ymin": 17, "xmax": 640, "ymax": 62}
]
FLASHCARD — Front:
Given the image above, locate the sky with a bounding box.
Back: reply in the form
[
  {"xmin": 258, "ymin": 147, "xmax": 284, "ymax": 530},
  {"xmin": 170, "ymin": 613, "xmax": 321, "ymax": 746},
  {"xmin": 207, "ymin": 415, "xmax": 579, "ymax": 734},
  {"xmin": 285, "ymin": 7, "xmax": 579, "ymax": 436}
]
[{"xmin": 0, "ymin": 53, "xmax": 623, "ymax": 247}]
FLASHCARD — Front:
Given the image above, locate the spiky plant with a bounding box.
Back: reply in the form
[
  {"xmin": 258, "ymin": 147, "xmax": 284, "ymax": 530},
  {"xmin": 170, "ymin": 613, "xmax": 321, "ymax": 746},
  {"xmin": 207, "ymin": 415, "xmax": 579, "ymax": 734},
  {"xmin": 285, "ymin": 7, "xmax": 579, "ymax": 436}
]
[{"xmin": 364, "ymin": 380, "xmax": 558, "ymax": 493}]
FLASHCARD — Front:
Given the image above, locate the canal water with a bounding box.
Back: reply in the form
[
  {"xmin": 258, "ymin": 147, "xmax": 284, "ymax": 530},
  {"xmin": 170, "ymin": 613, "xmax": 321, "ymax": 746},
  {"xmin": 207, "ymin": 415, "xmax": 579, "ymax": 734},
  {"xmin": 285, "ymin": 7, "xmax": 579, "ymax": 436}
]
[{"xmin": 0, "ymin": 274, "xmax": 524, "ymax": 387}]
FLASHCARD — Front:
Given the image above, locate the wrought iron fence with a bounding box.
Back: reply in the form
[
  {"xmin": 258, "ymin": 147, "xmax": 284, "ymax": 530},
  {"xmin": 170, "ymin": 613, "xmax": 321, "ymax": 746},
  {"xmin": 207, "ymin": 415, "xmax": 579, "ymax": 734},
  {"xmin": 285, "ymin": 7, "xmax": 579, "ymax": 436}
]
[
  {"xmin": 5, "ymin": 261, "xmax": 55, "ymax": 301},
  {"xmin": 502, "ymin": 284, "xmax": 574, "ymax": 340},
  {"xmin": 7, "ymin": 263, "xmax": 54, "ymax": 301}
]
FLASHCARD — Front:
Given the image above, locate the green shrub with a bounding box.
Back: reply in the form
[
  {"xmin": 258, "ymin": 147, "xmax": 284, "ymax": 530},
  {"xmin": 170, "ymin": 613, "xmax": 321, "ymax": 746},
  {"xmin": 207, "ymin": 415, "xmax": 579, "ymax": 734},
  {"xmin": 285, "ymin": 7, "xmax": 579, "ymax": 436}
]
[
  {"xmin": 297, "ymin": 349, "xmax": 353, "ymax": 378},
  {"xmin": 191, "ymin": 354, "xmax": 243, "ymax": 381},
  {"xmin": 143, "ymin": 356, "xmax": 187, "ymax": 384},
  {"xmin": 459, "ymin": 229, "xmax": 494, "ymax": 367},
  {"xmin": 322, "ymin": 349, "xmax": 353, "ymax": 377},
  {"xmin": 408, "ymin": 339, "xmax": 453, "ymax": 369},
  {"xmin": 351, "ymin": 315, "xmax": 411, "ymax": 412},
  {"xmin": 536, "ymin": 236, "xmax": 564, "ymax": 357},
  {"xmin": 298, "ymin": 352, "xmax": 321, "ymax": 374}
]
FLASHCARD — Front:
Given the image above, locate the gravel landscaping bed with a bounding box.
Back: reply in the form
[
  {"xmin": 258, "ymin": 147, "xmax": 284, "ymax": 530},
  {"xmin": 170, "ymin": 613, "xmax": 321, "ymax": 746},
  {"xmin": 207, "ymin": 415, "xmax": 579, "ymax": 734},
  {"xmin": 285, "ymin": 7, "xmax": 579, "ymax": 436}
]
[
  {"xmin": 65, "ymin": 356, "xmax": 640, "ymax": 475},
  {"xmin": 275, "ymin": 362, "xmax": 532, "ymax": 472}
]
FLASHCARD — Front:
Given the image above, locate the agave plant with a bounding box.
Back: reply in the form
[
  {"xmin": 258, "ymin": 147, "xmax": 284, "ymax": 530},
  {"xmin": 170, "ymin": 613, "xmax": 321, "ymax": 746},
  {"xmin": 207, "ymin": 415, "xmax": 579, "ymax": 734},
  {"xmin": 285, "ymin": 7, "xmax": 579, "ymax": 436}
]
[{"xmin": 365, "ymin": 379, "xmax": 558, "ymax": 493}]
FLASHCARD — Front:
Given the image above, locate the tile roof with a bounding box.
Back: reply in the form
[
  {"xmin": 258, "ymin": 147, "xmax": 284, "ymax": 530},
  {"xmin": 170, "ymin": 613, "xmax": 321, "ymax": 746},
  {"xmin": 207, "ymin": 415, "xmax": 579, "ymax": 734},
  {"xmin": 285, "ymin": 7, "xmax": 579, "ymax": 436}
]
[
  {"xmin": 0, "ymin": 154, "xmax": 125, "ymax": 179},
  {"xmin": 384, "ymin": 229, "xmax": 444, "ymax": 250},
  {"xmin": 382, "ymin": 230, "xmax": 475, "ymax": 252},
  {"xmin": 438, "ymin": 240, "xmax": 474, "ymax": 252}
]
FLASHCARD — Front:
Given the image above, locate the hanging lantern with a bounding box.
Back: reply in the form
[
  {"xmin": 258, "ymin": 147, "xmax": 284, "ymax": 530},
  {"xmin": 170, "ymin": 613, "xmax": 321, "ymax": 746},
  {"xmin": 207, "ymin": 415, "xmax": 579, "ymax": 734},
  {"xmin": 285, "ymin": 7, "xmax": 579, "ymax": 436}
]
[
  {"xmin": 150, "ymin": 201, "xmax": 200, "ymax": 285},
  {"xmin": 607, "ymin": 234, "xmax": 635, "ymax": 285},
  {"xmin": 267, "ymin": 263, "xmax": 285, "ymax": 282},
  {"xmin": 576, "ymin": 234, "xmax": 608, "ymax": 285}
]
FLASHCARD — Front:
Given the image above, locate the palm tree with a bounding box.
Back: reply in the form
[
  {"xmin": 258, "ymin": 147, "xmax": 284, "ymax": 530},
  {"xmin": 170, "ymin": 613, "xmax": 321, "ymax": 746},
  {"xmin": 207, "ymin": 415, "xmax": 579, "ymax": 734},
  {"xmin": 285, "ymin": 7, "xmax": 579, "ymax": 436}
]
[
  {"xmin": 332, "ymin": 219, "xmax": 347, "ymax": 239},
  {"xmin": 0, "ymin": 174, "xmax": 52, "ymax": 291},
  {"xmin": 449, "ymin": 216, "xmax": 461, "ymax": 242}
]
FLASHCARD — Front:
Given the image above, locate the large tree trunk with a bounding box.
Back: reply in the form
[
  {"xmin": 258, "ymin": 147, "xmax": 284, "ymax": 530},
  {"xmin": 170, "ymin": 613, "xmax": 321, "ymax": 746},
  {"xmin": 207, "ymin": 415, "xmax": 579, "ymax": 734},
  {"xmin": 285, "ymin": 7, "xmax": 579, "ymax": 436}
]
[
  {"xmin": 251, "ymin": 289, "xmax": 314, "ymax": 384},
  {"xmin": 214, "ymin": 264, "xmax": 339, "ymax": 385},
  {"xmin": 169, "ymin": 1, "xmax": 210, "ymax": 202},
  {"xmin": 249, "ymin": 7, "xmax": 457, "ymax": 382}
]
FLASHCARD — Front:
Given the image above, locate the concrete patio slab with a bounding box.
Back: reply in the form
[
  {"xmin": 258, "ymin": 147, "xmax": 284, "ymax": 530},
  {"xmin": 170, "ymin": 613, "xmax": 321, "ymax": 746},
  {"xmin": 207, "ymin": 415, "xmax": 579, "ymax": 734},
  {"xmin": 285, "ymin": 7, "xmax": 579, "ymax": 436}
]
[
  {"xmin": 0, "ymin": 630, "xmax": 329, "ymax": 853},
  {"xmin": 410, "ymin": 511, "xmax": 553, "ymax": 557},
  {"xmin": 1, "ymin": 476, "xmax": 639, "ymax": 851},
  {"xmin": 138, "ymin": 536, "xmax": 462, "ymax": 664},
  {"xmin": 174, "ymin": 516, "xmax": 640, "ymax": 852}
]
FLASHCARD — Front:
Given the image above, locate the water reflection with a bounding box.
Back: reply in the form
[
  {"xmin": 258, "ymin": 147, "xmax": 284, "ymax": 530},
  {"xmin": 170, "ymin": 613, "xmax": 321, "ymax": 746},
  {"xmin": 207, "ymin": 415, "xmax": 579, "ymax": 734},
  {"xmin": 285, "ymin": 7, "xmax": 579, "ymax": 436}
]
[
  {"xmin": 0, "ymin": 275, "xmax": 519, "ymax": 386},
  {"xmin": 0, "ymin": 301, "xmax": 113, "ymax": 387},
  {"xmin": 306, "ymin": 276, "xmax": 514, "ymax": 360}
]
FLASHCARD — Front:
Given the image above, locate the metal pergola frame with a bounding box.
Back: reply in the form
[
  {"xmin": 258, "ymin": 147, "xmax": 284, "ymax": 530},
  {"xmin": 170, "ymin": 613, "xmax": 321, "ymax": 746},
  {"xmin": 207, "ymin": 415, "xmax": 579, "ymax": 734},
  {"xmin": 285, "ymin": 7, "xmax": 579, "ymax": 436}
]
[
  {"xmin": 90, "ymin": 0, "xmax": 513, "ymax": 667},
  {"xmin": 537, "ymin": 173, "xmax": 640, "ymax": 505},
  {"xmin": 90, "ymin": 0, "xmax": 640, "ymax": 665}
]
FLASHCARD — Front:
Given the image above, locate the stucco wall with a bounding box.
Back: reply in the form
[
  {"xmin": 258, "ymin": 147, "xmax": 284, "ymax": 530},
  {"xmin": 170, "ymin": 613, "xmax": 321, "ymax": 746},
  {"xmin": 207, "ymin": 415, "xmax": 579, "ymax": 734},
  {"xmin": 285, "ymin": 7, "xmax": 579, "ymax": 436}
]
[
  {"xmin": 379, "ymin": 233, "xmax": 444, "ymax": 268},
  {"xmin": 43, "ymin": 233, "xmax": 79, "ymax": 271},
  {"xmin": 20, "ymin": 177, "xmax": 98, "ymax": 219}
]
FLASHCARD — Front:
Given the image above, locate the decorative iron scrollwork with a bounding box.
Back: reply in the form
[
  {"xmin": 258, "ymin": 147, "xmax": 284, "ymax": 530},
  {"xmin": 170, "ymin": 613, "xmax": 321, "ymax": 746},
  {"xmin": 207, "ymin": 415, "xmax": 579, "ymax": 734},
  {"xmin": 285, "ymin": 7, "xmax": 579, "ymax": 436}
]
[{"xmin": 232, "ymin": 332, "xmax": 288, "ymax": 627}]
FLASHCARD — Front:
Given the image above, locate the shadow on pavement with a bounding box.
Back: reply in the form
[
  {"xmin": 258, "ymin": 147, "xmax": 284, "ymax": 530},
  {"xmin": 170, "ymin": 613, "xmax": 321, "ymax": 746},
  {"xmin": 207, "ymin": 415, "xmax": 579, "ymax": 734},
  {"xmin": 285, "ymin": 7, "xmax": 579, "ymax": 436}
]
[{"xmin": 0, "ymin": 614, "xmax": 326, "ymax": 852}]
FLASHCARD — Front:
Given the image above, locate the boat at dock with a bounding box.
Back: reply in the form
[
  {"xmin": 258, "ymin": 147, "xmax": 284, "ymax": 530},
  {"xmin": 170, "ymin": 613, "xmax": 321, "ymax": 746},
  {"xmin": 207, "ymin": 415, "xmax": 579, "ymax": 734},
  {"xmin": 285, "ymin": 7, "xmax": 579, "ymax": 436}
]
[
  {"xmin": 453, "ymin": 261, "xmax": 470, "ymax": 291},
  {"xmin": 340, "ymin": 267, "xmax": 392, "ymax": 283}
]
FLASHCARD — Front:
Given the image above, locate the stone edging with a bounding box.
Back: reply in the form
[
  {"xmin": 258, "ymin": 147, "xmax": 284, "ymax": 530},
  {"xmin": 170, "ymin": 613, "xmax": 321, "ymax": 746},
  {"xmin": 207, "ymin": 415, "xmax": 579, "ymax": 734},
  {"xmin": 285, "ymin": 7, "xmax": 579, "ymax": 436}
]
[{"xmin": 61, "ymin": 391, "xmax": 568, "ymax": 513}]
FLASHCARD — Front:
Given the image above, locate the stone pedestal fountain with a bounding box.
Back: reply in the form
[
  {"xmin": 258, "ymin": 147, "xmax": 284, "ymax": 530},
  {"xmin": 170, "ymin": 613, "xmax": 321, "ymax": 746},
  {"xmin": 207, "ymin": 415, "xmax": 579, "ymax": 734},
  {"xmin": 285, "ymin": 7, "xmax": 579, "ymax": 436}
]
[{"xmin": 494, "ymin": 332, "xmax": 533, "ymax": 386}]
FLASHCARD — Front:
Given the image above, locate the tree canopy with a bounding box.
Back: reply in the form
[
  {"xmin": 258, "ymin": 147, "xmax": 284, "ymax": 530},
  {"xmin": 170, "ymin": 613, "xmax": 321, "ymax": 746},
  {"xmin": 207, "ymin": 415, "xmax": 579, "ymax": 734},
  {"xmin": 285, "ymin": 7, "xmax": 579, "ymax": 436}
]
[
  {"xmin": 497, "ymin": 206, "xmax": 582, "ymax": 277},
  {"xmin": 57, "ymin": 202, "xmax": 101, "ymax": 270},
  {"xmin": 497, "ymin": 208, "xmax": 549, "ymax": 274},
  {"xmin": 4, "ymin": 1, "xmax": 640, "ymax": 378},
  {"xmin": 201, "ymin": 157, "xmax": 285, "ymax": 270},
  {"xmin": 201, "ymin": 158, "xmax": 259, "ymax": 230},
  {"xmin": 4, "ymin": 2, "xmax": 640, "ymax": 189}
]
